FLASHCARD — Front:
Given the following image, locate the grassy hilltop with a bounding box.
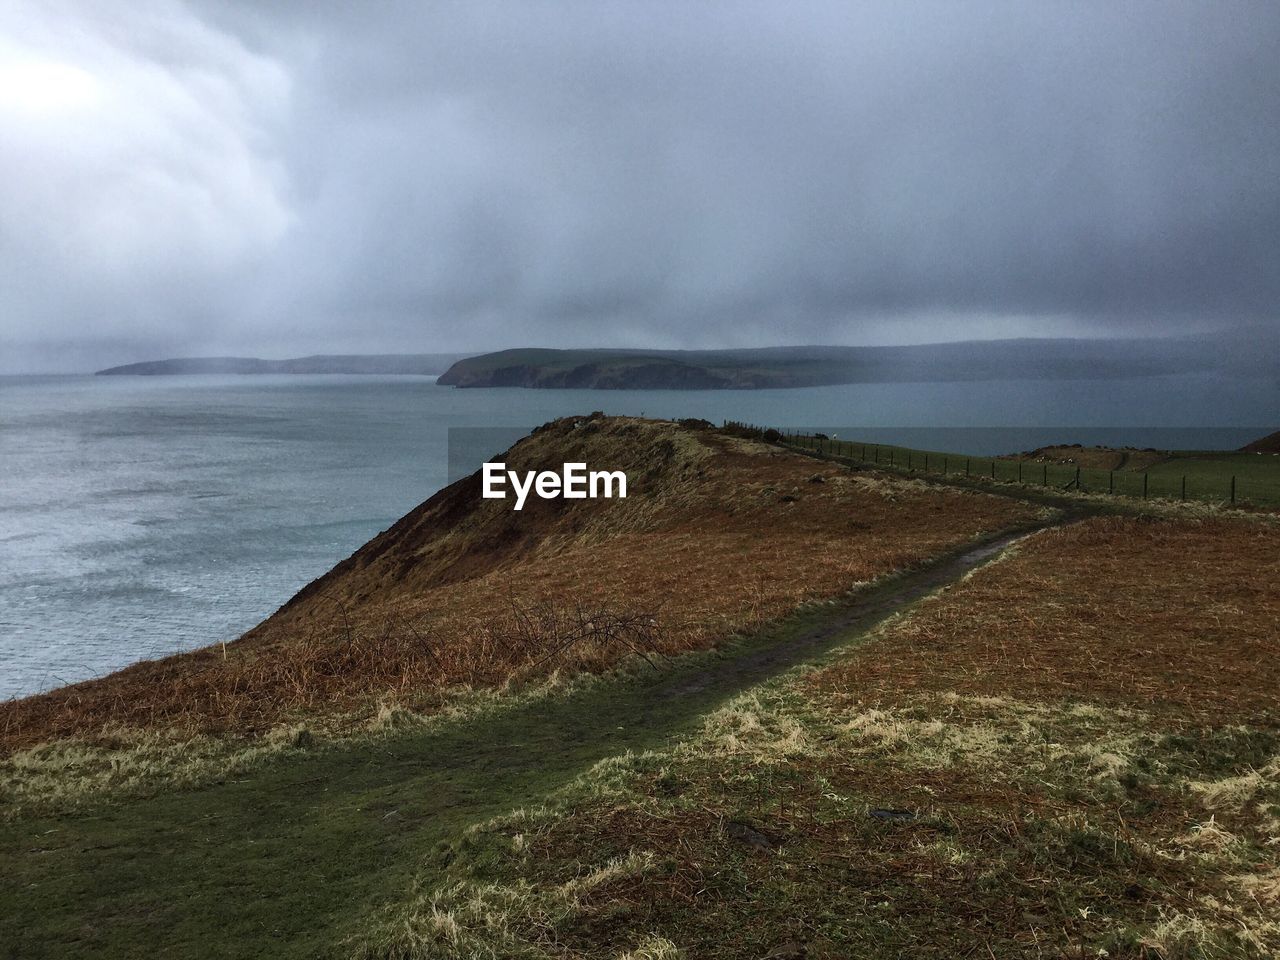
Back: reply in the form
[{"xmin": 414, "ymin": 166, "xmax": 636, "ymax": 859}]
[
  {"xmin": 789, "ymin": 433, "xmax": 1280, "ymax": 507},
  {"xmin": 2, "ymin": 418, "xmax": 1278, "ymax": 959},
  {"xmin": 3, "ymin": 416, "xmax": 1031, "ymax": 752}
]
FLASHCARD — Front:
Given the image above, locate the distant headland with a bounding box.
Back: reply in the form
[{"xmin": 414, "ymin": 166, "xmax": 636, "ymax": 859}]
[
  {"xmin": 95, "ymin": 354, "xmax": 465, "ymax": 376},
  {"xmin": 97, "ymin": 336, "xmax": 1267, "ymax": 388},
  {"xmin": 435, "ymin": 337, "xmax": 1263, "ymax": 390}
]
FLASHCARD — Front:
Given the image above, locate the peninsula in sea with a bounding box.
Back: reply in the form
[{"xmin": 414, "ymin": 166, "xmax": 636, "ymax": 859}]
[
  {"xmin": 96, "ymin": 335, "xmax": 1268, "ymax": 389},
  {"xmin": 435, "ymin": 337, "xmax": 1266, "ymax": 389},
  {"xmin": 95, "ymin": 354, "xmax": 465, "ymax": 376}
]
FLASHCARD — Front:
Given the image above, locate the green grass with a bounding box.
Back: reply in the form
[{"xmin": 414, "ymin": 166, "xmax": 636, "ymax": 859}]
[
  {"xmin": 1, "ymin": 537, "xmax": 1029, "ymax": 960},
  {"xmin": 786, "ymin": 435, "xmax": 1280, "ymax": 507},
  {"xmin": 3, "ymin": 677, "xmax": 684, "ymax": 957},
  {"xmin": 0, "ymin": 673, "xmax": 714, "ymax": 958},
  {"xmin": 354, "ymin": 680, "xmax": 1280, "ymax": 958},
  {"xmin": 1149, "ymin": 451, "xmax": 1280, "ymax": 503}
]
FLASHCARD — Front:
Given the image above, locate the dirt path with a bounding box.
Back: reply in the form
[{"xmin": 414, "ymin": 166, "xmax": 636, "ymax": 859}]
[{"xmin": 0, "ymin": 515, "xmax": 1070, "ymax": 959}]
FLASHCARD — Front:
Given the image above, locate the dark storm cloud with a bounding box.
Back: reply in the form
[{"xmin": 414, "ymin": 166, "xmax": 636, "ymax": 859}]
[{"xmin": 3, "ymin": 0, "xmax": 1279, "ymax": 370}]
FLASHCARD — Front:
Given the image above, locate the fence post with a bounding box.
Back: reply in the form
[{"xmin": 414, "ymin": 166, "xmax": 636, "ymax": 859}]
[
  {"xmin": 925, "ymin": 453, "xmax": 929, "ymax": 473},
  {"xmin": 1075, "ymin": 466, "xmax": 1081, "ymax": 490},
  {"xmin": 1181, "ymin": 475, "xmax": 1186, "ymax": 501},
  {"xmin": 1231, "ymin": 475, "xmax": 1236, "ymax": 505},
  {"xmin": 990, "ymin": 460, "xmax": 995, "ymax": 479},
  {"xmin": 1109, "ymin": 471, "xmax": 1113, "ymax": 495},
  {"xmin": 1017, "ymin": 461, "xmax": 1023, "ymax": 483},
  {"xmin": 1143, "ymin": 473, "xmax": 1148, "ymax": 499}
]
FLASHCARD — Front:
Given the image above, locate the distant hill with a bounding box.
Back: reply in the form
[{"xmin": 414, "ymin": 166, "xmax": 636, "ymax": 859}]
[
  {"xmin": 98, "ymin": 336, "xmax": 1269, "ymax": 387},
  {"xmin": 1241, "ymin": 430, "xmax": 1280, "ymax": 453},
  {"xmin": 95, "ymin": 354, "xmax": 466, "ymax": 376},
  {"xmin": 436, "ymin": 337, "xmax": 1261, "ymax": 390}
]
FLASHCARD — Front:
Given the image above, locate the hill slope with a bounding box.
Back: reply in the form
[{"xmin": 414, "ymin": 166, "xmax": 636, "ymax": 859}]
[
  {"xmin": 1242, "ymin": 429, "xmax": 1280, "ymax": 453},
  {"xmin": 0, "ymin": 416, "xmax": 1035, "ymax": 752},
  {"xmin": 369, "ymin": 516, "xmax": 1280, "ymax": 959},
  {"xmin": 4, "ymin": 424, "xmax": 1276, "ymax": 959}
]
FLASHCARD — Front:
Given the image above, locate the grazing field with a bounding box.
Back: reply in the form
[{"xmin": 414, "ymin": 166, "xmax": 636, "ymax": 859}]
[
  {"xmin": 1148, "ymin": 451, "xmax": 1280, "ymax": 497},
  {"xmin": 364, "ymin": 516, "xmax": 1280, "ymax": 958},
  {"xmin": 787, "ymin": 433, "xmax": 1280, "ymax": 507}
]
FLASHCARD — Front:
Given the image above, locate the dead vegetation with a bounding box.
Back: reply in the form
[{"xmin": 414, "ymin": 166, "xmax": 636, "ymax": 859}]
[
  {"xmin": 356, "ymin": 515, "xmax": 1280, "ymax": 959},
  {"xmin": 0, "ymin": 416, "xmax": 1033, "ymax": 753},
  {"xmin": 814, "ymin": 515, "xmax": 1280, "ymax": 723}
]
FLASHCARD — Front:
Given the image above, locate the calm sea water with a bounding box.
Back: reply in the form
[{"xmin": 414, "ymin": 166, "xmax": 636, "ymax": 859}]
[{"xmin": 1, "ymin": 372, "xmax": 1274, "ymax": 699}]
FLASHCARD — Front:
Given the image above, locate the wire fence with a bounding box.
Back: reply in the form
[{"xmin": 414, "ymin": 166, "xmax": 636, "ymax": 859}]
[{"xmin": 720, "ymin": 422, "xmax": 1280, "ymax": 508}]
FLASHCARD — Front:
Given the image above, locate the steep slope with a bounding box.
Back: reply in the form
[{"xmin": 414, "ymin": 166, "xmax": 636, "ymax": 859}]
[
  {"xmin": 1, "ymin": 417, "xmax": 1037, "ymax": 751},
  {"xmin": 1242, "ymin": 429, "xmax": 1280, "ymax": 453}
]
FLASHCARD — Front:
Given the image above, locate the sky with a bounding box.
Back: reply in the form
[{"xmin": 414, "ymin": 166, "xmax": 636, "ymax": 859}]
[{"xmin": 1, "ymin": 1, "xmax": 1278, "ymax": 372}]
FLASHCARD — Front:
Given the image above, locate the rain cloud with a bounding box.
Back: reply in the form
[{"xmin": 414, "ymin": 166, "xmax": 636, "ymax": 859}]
[{"xmin": 2, "ymin": 0, "xmax": 1278, "ymax": 370}]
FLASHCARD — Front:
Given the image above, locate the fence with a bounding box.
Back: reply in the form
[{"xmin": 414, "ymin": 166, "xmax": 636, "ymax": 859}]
[{"xmin": 719, "ymin": 422, "xmax": 1280, "ymax": 508}]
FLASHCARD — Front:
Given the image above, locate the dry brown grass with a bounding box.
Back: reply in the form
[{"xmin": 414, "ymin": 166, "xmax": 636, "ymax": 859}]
[
  {"xmin": 0, "ymin": 416, "xmax": 1033, "ymax": 753},
  {"xmin": 364, "ymin": 678, "xmax": 1280, "ymax": 958},
  {"xmin": 813, "ymin": 515, "xmax": 1280, "ymax": 724},
  {"xmin": 354, "ymin": 514, "xmax": 1280, "ymax": 959}
]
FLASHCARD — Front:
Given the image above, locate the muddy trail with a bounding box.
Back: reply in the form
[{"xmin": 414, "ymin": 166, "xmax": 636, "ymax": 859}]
[{"xmin": 1, "ymin": 512, "xmax": 1077, "ymax": 959}]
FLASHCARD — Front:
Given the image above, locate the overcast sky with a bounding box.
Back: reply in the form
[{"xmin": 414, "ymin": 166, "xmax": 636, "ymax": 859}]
[{"xmin": 1, "ymin": 1, "xmax": 1278, "ymax": 371}]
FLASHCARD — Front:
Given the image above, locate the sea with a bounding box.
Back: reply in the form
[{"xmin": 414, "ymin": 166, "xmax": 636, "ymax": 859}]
[{"xmin": 1, "ymin": 372, "xmax": 1275, "ymax": 699}]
